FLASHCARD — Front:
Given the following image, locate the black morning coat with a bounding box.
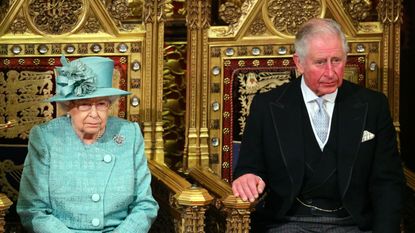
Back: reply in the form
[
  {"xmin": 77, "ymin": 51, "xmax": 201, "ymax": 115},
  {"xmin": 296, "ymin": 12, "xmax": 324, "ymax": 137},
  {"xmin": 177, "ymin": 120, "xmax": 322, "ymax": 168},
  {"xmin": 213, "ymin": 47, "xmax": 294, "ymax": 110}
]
[{"xmin": 234, "ymin": 78, "xmax": 405, "ymax": 233}]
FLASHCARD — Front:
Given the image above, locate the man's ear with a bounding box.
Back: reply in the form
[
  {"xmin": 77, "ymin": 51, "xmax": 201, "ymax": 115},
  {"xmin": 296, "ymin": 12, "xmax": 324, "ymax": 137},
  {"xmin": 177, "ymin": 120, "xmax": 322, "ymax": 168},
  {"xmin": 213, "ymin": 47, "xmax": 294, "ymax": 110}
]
[{"xmin": 293, "ymin": 54, "xmax": 304, "ymax": 74}]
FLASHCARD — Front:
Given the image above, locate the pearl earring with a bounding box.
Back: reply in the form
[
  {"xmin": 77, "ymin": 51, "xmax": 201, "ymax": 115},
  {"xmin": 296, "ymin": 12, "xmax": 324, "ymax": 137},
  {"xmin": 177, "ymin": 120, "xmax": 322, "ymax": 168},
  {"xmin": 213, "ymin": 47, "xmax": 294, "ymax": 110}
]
[{"xmin": 66, "ymin": 112, "xmax": 71, "ymax": 118}]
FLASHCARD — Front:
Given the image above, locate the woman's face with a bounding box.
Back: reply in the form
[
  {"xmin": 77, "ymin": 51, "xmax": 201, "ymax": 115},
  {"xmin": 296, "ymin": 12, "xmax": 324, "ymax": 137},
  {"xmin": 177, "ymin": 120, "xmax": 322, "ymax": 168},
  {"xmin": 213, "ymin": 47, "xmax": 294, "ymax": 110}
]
[{"xmin": 67, "ymin": 97, "xmax": 111, "ymax": 139}]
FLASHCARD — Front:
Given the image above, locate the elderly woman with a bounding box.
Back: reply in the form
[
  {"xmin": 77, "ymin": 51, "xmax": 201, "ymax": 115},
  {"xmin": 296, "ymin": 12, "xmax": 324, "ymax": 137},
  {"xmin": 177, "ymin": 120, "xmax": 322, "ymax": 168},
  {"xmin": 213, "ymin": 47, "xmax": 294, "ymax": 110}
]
[{"xmin": 17, "ymin": 56, "xmax": 159, "ymax": 233}]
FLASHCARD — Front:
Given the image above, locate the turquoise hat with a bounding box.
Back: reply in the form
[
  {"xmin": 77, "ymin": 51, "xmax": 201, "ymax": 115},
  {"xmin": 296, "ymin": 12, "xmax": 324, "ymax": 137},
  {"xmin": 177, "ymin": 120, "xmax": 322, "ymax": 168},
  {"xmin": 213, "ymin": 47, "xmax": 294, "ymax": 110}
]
[{"xmin": 48, "ymin": 56, "xmax": 131, "ymax": 102}]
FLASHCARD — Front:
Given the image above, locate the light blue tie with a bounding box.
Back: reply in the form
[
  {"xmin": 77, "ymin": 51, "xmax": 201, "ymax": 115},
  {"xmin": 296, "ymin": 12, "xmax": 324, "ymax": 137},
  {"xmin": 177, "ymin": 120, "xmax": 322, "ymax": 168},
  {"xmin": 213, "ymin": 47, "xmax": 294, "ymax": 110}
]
[{"xmin": 313, "ymin": 97, "xmax": 329, "ymax": 143}]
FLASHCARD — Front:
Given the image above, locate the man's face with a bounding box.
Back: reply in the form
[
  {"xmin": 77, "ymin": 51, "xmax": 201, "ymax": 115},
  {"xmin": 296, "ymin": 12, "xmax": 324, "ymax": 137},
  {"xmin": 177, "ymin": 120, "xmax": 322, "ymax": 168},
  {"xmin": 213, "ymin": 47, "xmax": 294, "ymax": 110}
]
[{"xmin": 293, "ymin": 34, "xmax": 347, "ymax": 96}]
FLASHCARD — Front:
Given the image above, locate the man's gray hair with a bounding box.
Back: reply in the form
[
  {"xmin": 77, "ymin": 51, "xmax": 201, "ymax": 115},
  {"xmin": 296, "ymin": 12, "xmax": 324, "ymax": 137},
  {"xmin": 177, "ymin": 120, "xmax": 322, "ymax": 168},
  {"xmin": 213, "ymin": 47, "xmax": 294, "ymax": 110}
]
[{"xmin": 294, "ymin": 18, "xmax": 349, "ymax": 60}]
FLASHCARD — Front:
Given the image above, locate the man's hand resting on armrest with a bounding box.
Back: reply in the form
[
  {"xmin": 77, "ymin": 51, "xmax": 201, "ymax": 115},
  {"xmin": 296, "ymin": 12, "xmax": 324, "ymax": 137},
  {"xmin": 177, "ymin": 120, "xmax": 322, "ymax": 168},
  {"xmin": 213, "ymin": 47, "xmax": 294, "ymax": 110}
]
[{"xmin": 232, "ymin": 173, "xmax": 266, "ymax": 202}]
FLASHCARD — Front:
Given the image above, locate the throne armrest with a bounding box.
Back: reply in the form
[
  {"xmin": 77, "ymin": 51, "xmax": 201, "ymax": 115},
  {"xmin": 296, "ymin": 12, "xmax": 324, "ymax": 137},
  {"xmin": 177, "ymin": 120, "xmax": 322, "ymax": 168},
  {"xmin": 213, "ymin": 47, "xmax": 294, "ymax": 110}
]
[
  {"xmin": 148, "ymin": 161, "xmax": 213, "ymax": 233},
  {"xmin": 189, "ymin": 166, "xmax": 257, "ymax": 233}
]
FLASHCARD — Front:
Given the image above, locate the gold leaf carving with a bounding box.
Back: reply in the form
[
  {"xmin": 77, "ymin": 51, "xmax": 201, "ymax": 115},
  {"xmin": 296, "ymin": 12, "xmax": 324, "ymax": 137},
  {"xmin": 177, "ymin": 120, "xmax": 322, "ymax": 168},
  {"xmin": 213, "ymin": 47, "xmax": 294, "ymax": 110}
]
[
  {"xmin": 0, "ymin": 160, "xmax": 22, "ymax": 201},
  {"xmin": 344, "ymin": 0, "xmax": 372, "ymax": 21},
  {"xmin": 186, "ymin": 0, "xmax": 211, "ymax": 30},
  {"xmin": 163, "ymin": 43, "xmax": 186, "ymax": 170},
  {"xmin": 27, "ymin": 0, "xmax": 84, "ymax": 35},
  {"xmin": 249, "ymin": 17, "xmax": 266, "ymax": 35},
  {"xmin": 213, "ymin": 0, "xmax": 257, "ymax": 36},
  {"xmin": 377, "ymin": 0, "xmax": 403, "ymax": 24},
  {"xmin": 267, "ymin": 0, "xmax": 322, "ymax": 36},
  {"xmin": 0, "ymin": 70, "xmax": 54, "ymax": 140},
  {"xmin": 107, "ymin": 0, "xmax": 134, "ymax": 31},
  {"xmin": 211, "ymin": 48, "xmax": 221, "ymax": 57},
  {"xmin": 357, "ymin": 22, "xmax": 380, "ymax": 33},
  {"xmin": 25, "ymin": 44, "xmax": 35, "ymax": 55},
  {"xmin": 219, "ymin": 2, "xmax": 241, "ymax": 24},
  {"xmin": 144, "ymin": 0, "xmax": 154, "ymax": 23},
  {"xmin": 158, "ymin": 0, "xmax": 168, "ymax": 23},
  {"xmin": 130, "ymin": 0, "xmax": 145, "ymax": 20},
  {"xmin": 10, "ymin": 17, "xmax": 27, "ymax": 34},
  {"xmin": 84, "ymin": 16, "xmax": 101, "ymax": 33},
  {"xmin": 0, "ymin": 1, "xmax": 10, "ymax": 22}
]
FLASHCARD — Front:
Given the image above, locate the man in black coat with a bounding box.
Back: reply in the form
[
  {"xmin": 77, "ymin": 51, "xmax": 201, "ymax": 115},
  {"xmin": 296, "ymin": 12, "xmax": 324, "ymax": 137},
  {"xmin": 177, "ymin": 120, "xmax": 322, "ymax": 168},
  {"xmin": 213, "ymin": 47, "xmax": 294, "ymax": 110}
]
[{"xmin": 232, "ymin": 18, "xmax": 405, "ymax": 233}]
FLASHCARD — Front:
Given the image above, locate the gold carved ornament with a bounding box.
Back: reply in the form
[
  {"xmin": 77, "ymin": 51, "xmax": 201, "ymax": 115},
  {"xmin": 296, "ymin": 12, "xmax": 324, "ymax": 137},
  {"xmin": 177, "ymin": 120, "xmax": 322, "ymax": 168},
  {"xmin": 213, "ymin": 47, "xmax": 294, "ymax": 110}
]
[
  {"xmin": 0, "ymin": 193, "xmax": 13, "ymax": 233},
  {"xmin": 163, "ymin": 43, "xmax": 187, "ymax": 170},
  {"xmin": 0, "ymin": 1, "xmax": 9, "ymax": 22},
  {"xmin": 267, "ymin": 0, "xmax": 322, "ymax": 36},
  {"xmin": 0, "ymin": 69, "xmax": 54, "ymax": 140},
  {"xmin": 0, "ymin": 160, "xmax": 22, "ymax": 202},
  {"xmin": 342, "ymin": 0, "xmax": 372, "ymax": 22},
  {"xmin": 26, "ymin": 0, "xmax": 84, "ymax": 35}
]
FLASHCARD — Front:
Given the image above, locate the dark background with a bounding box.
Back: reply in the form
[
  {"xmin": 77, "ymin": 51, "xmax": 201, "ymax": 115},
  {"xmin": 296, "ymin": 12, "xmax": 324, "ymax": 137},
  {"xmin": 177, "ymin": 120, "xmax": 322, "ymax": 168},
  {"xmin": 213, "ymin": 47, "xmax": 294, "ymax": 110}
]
[
  {"xmin": 400, "ymin": 0, "xmax": 415, "ymax": 231},
  {"xmin": 400, "ymin": 0, "xmax": 415, "ymax": 171}
]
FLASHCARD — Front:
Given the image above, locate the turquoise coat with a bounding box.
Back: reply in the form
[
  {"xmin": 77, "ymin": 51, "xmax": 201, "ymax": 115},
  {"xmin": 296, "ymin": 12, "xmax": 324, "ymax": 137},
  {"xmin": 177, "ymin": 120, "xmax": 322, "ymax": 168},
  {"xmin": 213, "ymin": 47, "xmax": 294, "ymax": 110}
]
[{"xmin": 17, "ymin": 116, "xmax": 159, "ymax": 233}]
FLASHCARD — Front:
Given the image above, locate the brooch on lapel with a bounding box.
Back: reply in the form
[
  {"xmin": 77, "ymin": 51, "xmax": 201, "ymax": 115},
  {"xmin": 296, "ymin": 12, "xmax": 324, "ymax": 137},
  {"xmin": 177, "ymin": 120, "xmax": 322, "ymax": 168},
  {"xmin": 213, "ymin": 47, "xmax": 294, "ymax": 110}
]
[{"xmin": 113, "ymin": 134, "xmax": 125, "ymax": 145}]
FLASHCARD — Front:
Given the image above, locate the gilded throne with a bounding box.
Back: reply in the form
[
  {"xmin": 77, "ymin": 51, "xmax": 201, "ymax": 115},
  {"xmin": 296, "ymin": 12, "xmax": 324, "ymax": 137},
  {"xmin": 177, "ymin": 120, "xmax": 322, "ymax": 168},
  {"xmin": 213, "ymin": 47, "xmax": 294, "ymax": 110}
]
[
  {"xmin": 0, "ymin": 0, "xmax": 403, "ymax": 232},
  {"xmin": 186, "ymin": 0, "xmax": 402, "ymax": 231}
]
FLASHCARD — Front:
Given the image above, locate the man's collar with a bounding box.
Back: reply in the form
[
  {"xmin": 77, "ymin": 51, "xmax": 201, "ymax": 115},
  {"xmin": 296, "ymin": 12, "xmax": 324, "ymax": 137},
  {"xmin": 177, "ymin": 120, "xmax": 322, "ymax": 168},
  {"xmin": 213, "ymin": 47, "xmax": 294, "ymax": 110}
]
[{"xmin": 300, "ymin": 76, "xmax": 338, "ymax": 103}]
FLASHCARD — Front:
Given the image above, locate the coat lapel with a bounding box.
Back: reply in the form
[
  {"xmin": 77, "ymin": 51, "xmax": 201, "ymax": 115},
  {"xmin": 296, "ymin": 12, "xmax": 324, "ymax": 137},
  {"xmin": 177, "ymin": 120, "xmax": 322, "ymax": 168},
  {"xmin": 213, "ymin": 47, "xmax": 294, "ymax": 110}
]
[
  {"xmin": 336, "ymin": 82, "xmax": 368, "ymax": 198},
  {"xmin": 269, "ymin": 79, "xmax": 305, "ymax": 197},
  {"xmin": 269, "ymin": 80, "xmax": 367, "ymax": 199}
]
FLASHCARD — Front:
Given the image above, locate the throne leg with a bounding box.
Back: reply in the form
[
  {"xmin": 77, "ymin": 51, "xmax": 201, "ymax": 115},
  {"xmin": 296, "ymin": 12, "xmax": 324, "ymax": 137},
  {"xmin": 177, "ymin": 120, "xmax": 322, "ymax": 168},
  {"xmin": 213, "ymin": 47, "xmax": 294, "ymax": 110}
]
[{"xmin": 0, "ymin": 193, "xmax": 13, "ymax": 233}]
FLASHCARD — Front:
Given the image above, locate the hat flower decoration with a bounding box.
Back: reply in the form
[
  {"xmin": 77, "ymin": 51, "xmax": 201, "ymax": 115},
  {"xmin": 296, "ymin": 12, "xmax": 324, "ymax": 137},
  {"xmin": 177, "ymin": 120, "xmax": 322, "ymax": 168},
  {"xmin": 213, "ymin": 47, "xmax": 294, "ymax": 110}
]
[
  {"xmin": 48, "ymin": 55, "xmax": 131, "ymax": 102},
  {"xmin": 57, "ymin": 56, "xmax": 97, "ymax": 97}
]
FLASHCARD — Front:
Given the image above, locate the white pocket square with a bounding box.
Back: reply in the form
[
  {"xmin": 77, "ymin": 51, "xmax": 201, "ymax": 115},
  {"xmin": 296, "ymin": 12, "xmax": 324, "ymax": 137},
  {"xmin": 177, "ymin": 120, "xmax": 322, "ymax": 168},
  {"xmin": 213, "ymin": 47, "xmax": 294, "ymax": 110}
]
[{"xmin": 361, "ymin": 130, "xmax": 375, "ymax": 142}]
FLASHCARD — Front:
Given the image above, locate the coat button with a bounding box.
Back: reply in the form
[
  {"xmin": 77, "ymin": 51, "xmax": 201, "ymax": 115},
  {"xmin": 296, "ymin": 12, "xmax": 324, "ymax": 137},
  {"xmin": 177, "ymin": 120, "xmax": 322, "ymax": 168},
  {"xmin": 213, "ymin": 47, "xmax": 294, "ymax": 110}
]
[
  {"xmin": 103, "ymin": 154, "xmax": 112, "ymax": 163},
  {"xmin": 91, "ymin": 218, "xmax": 100, "ymax": 227},
  {"xmin": 91, "ymin": 193, "xmax": 100, "ymax": 202}
]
